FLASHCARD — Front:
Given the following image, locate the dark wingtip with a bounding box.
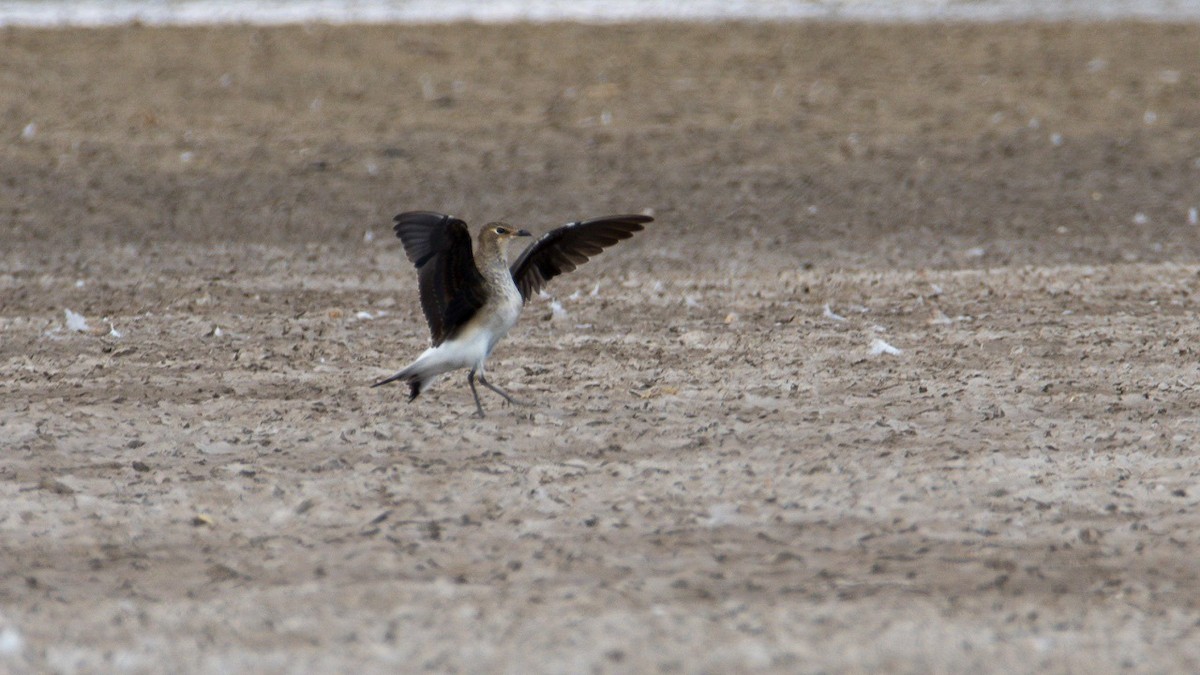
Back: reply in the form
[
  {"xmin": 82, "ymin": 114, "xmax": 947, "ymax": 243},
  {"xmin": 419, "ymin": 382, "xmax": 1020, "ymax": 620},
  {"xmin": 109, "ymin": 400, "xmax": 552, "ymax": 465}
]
[
  {"xmin": 605, "ymin": 214, "xmax": 652, "ymax": 231},
  {"xmin": 394, "ymin": 210, "xmax": 453, "ymax": 223},
  {"xmin": 391, "ymin": 211, "xmax": 459, "ymax": 239}
]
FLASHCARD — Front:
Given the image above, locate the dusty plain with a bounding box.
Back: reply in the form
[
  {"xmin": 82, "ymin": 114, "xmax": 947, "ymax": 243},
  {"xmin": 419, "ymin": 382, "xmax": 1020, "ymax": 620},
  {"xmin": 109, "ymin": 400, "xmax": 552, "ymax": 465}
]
[{"xmin": 3, "ymin": 20, "xmax": 1200, "ymax": 673}]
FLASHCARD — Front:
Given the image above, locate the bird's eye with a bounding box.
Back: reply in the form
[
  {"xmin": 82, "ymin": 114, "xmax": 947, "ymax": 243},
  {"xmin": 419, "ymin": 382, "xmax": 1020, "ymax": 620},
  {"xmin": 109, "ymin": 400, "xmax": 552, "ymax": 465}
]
[{"xmin": 495, "ymin": 227, "xmax": 507, "ymax": 235}]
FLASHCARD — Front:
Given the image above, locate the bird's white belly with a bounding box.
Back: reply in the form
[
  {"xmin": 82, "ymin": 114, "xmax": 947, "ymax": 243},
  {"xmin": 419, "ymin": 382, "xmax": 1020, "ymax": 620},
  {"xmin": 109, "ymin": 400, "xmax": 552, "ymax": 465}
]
[
  {"xmin": 413, "ymin": 290, "xmax": 523, "ymax": 376},
  {"xmin": 484, "ymin": 291, "xmax": 523, "ymax": 348},
  {"xmin": 423, "ymin": 331, "xmax": 492, "ymax": 372}
]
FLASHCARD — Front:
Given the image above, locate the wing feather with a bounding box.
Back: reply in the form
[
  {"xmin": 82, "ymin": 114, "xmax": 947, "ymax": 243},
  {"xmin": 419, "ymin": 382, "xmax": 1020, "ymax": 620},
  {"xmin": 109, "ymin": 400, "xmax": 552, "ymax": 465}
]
[
  {"xmin": 509, "ymin": 214, "xmax": 652, "ymax": 302},
  {"xmin": 392, "ymin": 211, "xmax": 487, "ymax": 345}
]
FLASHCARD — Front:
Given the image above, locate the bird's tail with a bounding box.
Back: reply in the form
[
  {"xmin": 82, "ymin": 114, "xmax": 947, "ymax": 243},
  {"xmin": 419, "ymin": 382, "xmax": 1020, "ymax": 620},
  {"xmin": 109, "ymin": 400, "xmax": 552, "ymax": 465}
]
[
  {"xmin": 373, "ymin": 345, "xmax": 456, "ymax": 402},
  {"xmin": 371, "ymin": 367, "xmax": 427, "ymax": 401}
]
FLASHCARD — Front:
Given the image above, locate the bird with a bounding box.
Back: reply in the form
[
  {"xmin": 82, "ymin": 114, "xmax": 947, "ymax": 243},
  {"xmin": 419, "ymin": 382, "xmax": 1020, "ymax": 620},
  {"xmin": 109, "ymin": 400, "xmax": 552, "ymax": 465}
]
[{"xmin": 372, "ymin": 210, "xmax": 652, "ymax": 417}]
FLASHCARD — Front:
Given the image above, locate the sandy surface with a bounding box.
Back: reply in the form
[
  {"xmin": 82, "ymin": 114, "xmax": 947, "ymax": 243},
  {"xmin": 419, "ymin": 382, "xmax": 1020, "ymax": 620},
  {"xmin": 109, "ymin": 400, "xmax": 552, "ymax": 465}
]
[{"xmin": 3, "ymin": 21, "xmax": 1200, "ymax": 673}]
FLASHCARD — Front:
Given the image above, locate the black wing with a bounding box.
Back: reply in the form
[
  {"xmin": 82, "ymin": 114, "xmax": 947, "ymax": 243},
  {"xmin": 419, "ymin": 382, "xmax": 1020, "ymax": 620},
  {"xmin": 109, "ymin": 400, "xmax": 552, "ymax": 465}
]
[
  {"xmin": 509, "ymin": 215, "xmax": 652, "ymax": 302},
  {"xmin": 392, "ymin": 211, "xmax": 487, "ymax": 345}
]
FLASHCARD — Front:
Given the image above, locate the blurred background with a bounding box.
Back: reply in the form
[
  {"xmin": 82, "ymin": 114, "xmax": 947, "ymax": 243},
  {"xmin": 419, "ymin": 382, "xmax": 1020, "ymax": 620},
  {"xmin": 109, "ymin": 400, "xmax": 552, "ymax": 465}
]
[{"xmin": 2, "ymin": 0, "xmax": 1200, "ymax": 25}]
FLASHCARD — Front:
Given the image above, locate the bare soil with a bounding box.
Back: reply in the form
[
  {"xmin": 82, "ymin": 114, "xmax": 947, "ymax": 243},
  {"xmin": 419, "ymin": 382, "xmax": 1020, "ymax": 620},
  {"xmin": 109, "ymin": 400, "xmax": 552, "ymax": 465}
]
[{"xmin": 3, "ymin": 21, "xmax": 1200, "ymax": 673}]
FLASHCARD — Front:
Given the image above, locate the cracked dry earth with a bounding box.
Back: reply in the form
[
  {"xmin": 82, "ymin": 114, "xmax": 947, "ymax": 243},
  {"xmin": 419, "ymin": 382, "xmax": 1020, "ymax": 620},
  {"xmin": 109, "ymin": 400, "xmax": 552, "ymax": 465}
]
[{"xmin": 3, "ymin": 20, "xmax": 1200, "ymax": 674}]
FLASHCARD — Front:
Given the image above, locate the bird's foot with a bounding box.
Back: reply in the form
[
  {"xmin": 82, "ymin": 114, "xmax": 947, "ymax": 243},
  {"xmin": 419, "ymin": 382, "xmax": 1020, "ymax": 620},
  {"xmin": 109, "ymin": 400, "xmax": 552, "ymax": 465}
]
[{"xmin": 479, "ymin": 376, "xmax": 533, "ymax": 407}]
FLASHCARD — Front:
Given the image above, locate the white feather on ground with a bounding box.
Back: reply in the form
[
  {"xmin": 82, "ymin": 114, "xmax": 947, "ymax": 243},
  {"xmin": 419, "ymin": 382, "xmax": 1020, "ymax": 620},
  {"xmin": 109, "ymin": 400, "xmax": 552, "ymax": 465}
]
[
  {"xmin": 823, "ymin": 303, "xmax": 846, "ymax": 322},
  {"xmin": 869, "ymin": 338, "xmax": 902, "ymax": 356},
  {"xmin": 64, "ymin": 309, "xmax": 89, "ymax": 332}
]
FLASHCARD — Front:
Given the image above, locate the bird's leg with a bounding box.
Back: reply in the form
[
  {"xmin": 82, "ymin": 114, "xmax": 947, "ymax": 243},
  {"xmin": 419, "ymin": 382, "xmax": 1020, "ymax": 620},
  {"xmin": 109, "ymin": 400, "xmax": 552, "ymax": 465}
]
[
  {"xmin": 467, "ymin": 369, "xmax": 486, "ymax": 418},
  {"xmin": 478, "ymin": 372, "xmax": 533, "ymax": 407}
]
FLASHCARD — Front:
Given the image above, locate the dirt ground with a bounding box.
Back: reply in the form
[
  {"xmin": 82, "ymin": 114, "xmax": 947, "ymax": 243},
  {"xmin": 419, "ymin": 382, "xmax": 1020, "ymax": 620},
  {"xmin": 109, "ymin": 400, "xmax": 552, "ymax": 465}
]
[{"xmin": 3, "ymin": 20, "xmax": 1200, "ymax": 673}]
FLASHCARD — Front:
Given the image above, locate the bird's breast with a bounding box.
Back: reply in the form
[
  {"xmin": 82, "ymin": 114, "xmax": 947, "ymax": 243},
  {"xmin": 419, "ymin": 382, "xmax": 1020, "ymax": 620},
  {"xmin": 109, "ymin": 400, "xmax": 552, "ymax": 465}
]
[
  {"xmin": 490, "ymin": 277, "xmax": 524, "ymax": 332},
  {"xmin": 475, "ymin": 268, "xmax": 523, "ymax": 350}
]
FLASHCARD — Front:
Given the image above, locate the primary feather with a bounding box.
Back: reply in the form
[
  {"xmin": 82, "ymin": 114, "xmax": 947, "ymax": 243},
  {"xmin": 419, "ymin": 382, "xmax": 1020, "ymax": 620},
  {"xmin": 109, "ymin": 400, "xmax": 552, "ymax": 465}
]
[
  {"xmin": 392, "ymin": 211, "xmax": 488, "ymax": 346},
  {"xmin": 510, "ymin": 214, "xmax": 651, "ymax": 302}
]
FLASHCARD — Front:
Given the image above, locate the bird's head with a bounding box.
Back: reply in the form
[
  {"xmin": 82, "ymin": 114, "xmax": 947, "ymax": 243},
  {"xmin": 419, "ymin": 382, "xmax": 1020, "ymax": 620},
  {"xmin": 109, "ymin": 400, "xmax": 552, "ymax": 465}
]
[{"xmin": 479, "ymin": 222, "xmax": 532, "ymax": 252}]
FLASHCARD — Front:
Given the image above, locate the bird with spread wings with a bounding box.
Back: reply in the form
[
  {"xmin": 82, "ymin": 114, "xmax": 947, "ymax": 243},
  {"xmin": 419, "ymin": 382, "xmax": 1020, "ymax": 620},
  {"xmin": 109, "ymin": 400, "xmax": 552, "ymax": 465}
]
[{"xmin": 373, "ymin": 211, "xmax": 651, "ymax": 416}]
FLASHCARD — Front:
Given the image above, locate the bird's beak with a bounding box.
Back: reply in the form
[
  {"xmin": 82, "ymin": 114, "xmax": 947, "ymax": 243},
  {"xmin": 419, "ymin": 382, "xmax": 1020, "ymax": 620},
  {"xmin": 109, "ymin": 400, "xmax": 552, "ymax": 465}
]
[{"xmin": 516, "ymin": 229, "xmax": 532, "ymax": 237}]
